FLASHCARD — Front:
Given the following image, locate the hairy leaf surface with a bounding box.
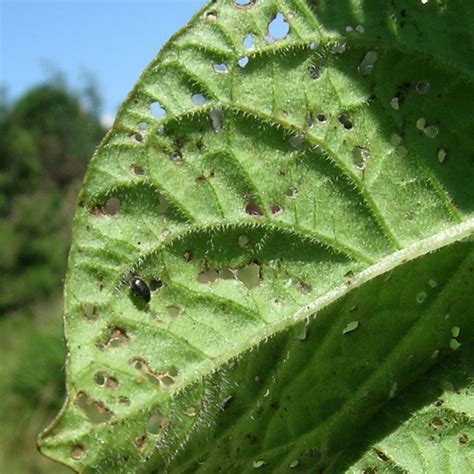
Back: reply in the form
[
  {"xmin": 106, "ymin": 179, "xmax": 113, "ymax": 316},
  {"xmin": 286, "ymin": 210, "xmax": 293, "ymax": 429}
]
[{"xmin": 39, "ymin": 1, "xmax": 474, "ymax": 472}]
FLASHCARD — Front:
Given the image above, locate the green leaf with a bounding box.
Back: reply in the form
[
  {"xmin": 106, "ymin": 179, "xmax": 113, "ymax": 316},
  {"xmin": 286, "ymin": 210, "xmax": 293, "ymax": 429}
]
[{"xmin": 39, "ymin": 1, "xmax": 474, "ymax": 472}]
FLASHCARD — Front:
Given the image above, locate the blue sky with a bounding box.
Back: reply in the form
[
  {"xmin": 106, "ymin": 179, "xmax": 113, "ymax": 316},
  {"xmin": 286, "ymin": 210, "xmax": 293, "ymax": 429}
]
[{"xmin": 1, "ymin": 0, "xmax": 205, "ymax": 124}]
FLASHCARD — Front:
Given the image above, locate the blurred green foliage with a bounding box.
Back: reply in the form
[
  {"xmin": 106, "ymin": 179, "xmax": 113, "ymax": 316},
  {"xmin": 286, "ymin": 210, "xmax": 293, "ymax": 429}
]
[{"xmin": 0, "ymin": 80, "xmax": 106, "ymax": 472}]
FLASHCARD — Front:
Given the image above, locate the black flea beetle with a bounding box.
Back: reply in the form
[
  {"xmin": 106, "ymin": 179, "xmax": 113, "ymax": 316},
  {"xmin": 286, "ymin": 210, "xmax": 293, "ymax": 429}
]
[{"xmin": 130, "ymin": 276, "xmax": 151, "ymax": 303}]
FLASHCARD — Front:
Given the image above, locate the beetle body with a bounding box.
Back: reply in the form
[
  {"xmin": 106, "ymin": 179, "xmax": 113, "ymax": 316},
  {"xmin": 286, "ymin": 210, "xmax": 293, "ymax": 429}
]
[{"xmin": 130, "ymin": 276, "xmax": 151, "ymax": 303}]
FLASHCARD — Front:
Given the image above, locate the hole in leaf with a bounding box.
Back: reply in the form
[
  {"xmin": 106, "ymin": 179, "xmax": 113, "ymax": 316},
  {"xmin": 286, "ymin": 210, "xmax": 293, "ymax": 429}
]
[
  {"xmin": 416, "ymin": 117, "xmax": 426, "ymax": 130},
  {"xmin": 267, "ymin": 13, "xmax": 289, "ymax": 42},
  {"xmin": 374, "ymin": 448, "xmax": 389, "ymax": 462},
  {"xmin": 129, "ymin": 132, "xmax": 143, "ymax": 143},
  {"xmin": 352, "ymin": 146, "xmax": 370, "ymax": 171},
  {"xmin": 134, "ymin": 434, "xmax": 147, "ymax": 451},
  {"xmin": 338, "ymin": 114, "xmax": 353, "ymax": 130},
  {"xmin": 239, "ymin": 234, "xmax": 251, "ymax": 248},
  {"xmin": 238, "ymin": 56, "xmax": 249, "ymax": 68},
  {"xmin": 132, "ymin": 164, "xmax": 145, "ymax": 176},
  {"xmin": 390, "ymin": 97, "xmax": 400, "ymax": 110},
  {"xmin": 75, "ymin": 392, "xmax": 113, "ymax": 423},
  {"xmin": 102, "ymin": 327, "xmax": 129, "ymax": 349},
  {"xmin": 309, "ymin": 64, "xmax": 323, "ymax": 79},
  {"xmin": 209, "ymin": 108, "xmax": 225, "ymax": 133},
  {"xmin": 390, "ymin": 133, "xmax": 403, "ymax": 146},
  {"xmin": 104, "ymin": 197, "xmax": 120, "ymax": 216},
  {"xmin": 161, "ymin": 375, "xmax": 175, "ymax": 386},
  {"xmin": 81, "ymin": 303, "xmax": 98, "ymax": 322},
  {"xmin": 424, "ymin": 124, "xmax": 439, "ymax": 139},
  {"xmin": 416, "ymin": 291, "xmax": 427, "ymax": 303},
  {"xmin": 289, "ymin": 134, "xmax": 305, "ymax": 148},
  {"xmin": 245, "ymin": 202, "xmax": 264, "ymax": 216},
  {"xmin": 237, "ymin": 263, "xmax": 261, "ymax": 290},
  {"xmin": 244, "ymin": 34, "xmax": 254, "ymax": 49},
  {"xmin": 149, "ymin": 278, "xmax": 163, "ymax": 291},
  {"xmin": 165, "ymin": 305, "xmax": 182, "ymax": 318},
  {"xmin": 342, "ymin": 321, "xmax": 360, "ymax": 335},
  {"xmin": 170, "ymin": 151, "xmax": 183, "ymax": 164},
  {"xmin": 197, "ymin": 270, "xmax": 219, "ymax": 283},
  {"xmin": 438, "ymin": 148, "xmax": 448, "ymax": 163},
  {"xmin": 416, "ymin": 80, "xmax": 430, "ymax": 94},
  {"xmin": 316, "ymin": 113, "xmax": 327, "ymax": 123},
  {"xmin": 213, "ymin": 63, "xmax": 229, "ymax": 74},
  {"xmin": 205, "ymin": 10, "xmax": 218, "ymax": 21},
  {"xmin": 168, "ymin": 365, "xmax": 179, "ymax": 377},
  {"xmin": 70, "ymin": 445, "xmax": 86, "ymax": 460},
  {"xmin": 294, "ymin": 279, "xmax": 312, "ymax": 294},
  {"xmin": 150, "ymin": 101, "xmax": 166, "ymax": 119},
  {"xmin": 358, "ymin": 51, "xmax": 378, "ymax": 75},
  {"xmin": 285, "ymin": 187, "xmax": 299, "ymax": 199},
  {"xmin": 430, "ymin": 417, "xmax": 444, "ymax": 429},
  {"xmin": 192, "ymin": 93, "xmax": 207, "ymax": 105},
  {"xmin": 138, "ymin": 122, "xmax": 148, "ymax": 131},
  {"xmin": 106, "ymin": 376, "xmax": 119, "ymax": 390},
  {"xmin": 234, "ymin": 0, "xmax": 254, "ymax": 7},
  {"xmin": 146, "ymin": 413, "xmax": 164, "ymax": 435},
  {"xmin": 218, "ymin": 268, "xmax": 236, "ymax": 280},
  {"xmin": 130, "ymin": 358, "xmax": 146, "ymax": 371},
  {"xmin": 94, "ymin": 372, "xmax": 107, "ymax": 387},
  {"xmin": 271, "ymin": 204, "xmax": 283, "ymax": 215},
  {"xmin": 94, "ymin": 372, "xmax": 119, "ymax": 390}
]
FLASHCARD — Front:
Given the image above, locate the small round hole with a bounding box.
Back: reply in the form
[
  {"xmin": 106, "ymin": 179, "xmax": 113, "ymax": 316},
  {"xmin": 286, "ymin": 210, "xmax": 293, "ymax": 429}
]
[
  {"xmin": 104, "ymin": 197, "xmax": 120, "ymax": 216},
  {"xmin": 213, "ymin": 63, "xmax": 229, "ymax": 74},
  {"xmin": 168, "ymin": 365, "xmax": 179, "ymax": 377},
  {"xmin": 150, "ymin": 102, "xmax": 166, "ymax": 119},
  {"xmin": 245, "ymin": 202, "xmax": 264, "ymax": 216},
  {"xmin": 243, "ymin": 34, "xmax": 254, "ymax": 49},
  {"xmin": 317, "ymin": 113, "xmax": 327, "ymax": 123},
  {"xmin": 285, "ymin": 187, "xmax": 299, "ymax": 199},
  {"xmin": 132, "ymin": 165, "xmax": 145, "ymax": 176},
  {"xmin": 271, "ymin": 204, "xmax": 283, "ymax": 215},
  {"xmin": 130, "ymin": 358, "xmax": 145, "ymax": 371},
  {"xmin": 146, "ymin": 413, "xmax": 164, "ymax": 435},
  {"xmin": 192, "ymin": 93, "xmax": 207, "ymax": 105},
  {"xmin": 149, "ymin": 278, "xmax": 163, "ymax": 291},
  {"xmin": 238, "ymin": 56, "xmax": 249, "ymax": 68},
  {"xmin": 162, "ymin": 376, "xmax": 175, "ymax": 386},
  {"xmin": 416, "ymin": 80, "xmax": 430, "ymax": 94},
  {"xmin": 206, "ymin": 11, "xmax": 218, "ymax": 21},
  {"xmin": 309, "ymin": 64, "xmax": 322, "ymax": 79},
  {"xmin": 94, "ymin": 372, "xmax": 107, "ymax": 387},
  {"xmin": 338, "ymin": 114, "xmax": 353, "ymax": 130},
  {"xmin": 238, "ymin": 234, "xmax": 251, "ymax": 248},
  {"xmin": 70, "ymin": 445, "xmax": 86, "ymax": 460},
  {"xmin": 170, "ymin": 151, "xmax": 183, "ymax": 164},
  {"xmin": 234, "ymin": 0, "xmax": 254, "ymax": 7},
  {"xmin": 129, "ymin": 132, "xmax": 143, "ymax": 143}
]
